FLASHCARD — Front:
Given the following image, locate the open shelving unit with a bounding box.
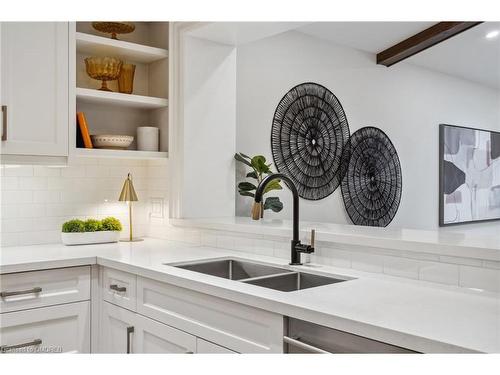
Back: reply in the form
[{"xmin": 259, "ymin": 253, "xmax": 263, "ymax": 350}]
[
  {"xmin": 76, "ymin": 88, "xmax": 168, "ymax": 109},
  {"xmin": 71, "ymin": 22, "xmax": 170, "ymax": 160}
]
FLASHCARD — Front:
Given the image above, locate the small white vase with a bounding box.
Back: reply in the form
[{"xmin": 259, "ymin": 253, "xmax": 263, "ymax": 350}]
[
  {"xmin": 61, "ymin": 231, "xmax": 120, "ymax": 246},
  {"xmin": 137, "ymin": 126, "xmax": 159, "ymax": 151}
]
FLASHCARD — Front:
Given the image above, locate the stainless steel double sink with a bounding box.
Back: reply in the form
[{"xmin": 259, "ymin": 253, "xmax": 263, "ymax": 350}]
[{"xmin": 167, "ymin": 258, "xmax": 352, "ymax": 292}]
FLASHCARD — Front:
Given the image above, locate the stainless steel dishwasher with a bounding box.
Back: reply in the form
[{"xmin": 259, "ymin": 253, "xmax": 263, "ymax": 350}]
[{"xmin": 284, "ymin": 318, "xmax": 418, "ymax": 353}]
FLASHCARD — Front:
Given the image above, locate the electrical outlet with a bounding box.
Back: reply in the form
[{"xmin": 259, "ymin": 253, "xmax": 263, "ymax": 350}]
[{"xmin": 150, "ymin": 198, "xmax": 164, "ymax": 218}]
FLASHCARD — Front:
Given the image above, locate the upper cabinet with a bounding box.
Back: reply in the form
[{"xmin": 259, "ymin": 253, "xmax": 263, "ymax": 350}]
[
  {"xmin": 70, "ymin": 22, "xmax": 169, "ymax": 160},
  {"xmin": 1, "ymin": 22, "xmax": 69, "ymax": 157}
]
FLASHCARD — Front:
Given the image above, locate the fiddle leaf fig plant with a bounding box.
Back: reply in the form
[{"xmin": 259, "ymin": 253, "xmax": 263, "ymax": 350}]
[{"xmin": 234, "ymin": 153, "xmax": 283, "ymax": 217}]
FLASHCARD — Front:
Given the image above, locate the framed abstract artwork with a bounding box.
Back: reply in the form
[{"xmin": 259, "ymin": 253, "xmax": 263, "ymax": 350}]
[{"xmin": 439, "ymin": 124, "xmax": 500, "ymax": 226}]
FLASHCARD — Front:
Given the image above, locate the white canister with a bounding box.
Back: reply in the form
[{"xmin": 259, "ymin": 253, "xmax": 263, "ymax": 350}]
[{"xmin": 137, "ymin": 126, "xmax": 159, "ymax": 151}]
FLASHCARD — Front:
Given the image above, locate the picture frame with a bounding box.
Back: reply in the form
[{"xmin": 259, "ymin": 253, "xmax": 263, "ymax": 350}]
[{"xmin": 439, "ymin": 123, "xmax": 500, "ymax": 226}]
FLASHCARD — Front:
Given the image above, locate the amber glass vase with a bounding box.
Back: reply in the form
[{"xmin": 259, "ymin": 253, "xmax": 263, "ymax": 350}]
[{"xmin": 118, "ymin": 64, "xmax": 136, "ymax": 94}]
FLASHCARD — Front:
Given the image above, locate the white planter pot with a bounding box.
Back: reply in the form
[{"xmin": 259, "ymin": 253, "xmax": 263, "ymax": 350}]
[{"xmin": 61, "ymin": 231, "xmax": 120, "ymax": 246}]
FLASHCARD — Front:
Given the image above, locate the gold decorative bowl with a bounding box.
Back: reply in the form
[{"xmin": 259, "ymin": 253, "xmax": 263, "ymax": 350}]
[
  {"xmin": 84, "ymin": 57, "xmax": 123, "ymax": 91},
  {"xmin": 92, "ymin": 22, "xmax": 135, "ymax": 40}
]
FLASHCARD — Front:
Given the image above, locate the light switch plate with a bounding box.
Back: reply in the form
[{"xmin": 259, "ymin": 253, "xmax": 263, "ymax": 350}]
[{"xmin": 150, "ymin": 198, "xmax": 164, "ymax": 218}]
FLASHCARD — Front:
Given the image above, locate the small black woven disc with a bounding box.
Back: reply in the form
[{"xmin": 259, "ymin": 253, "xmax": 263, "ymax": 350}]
[
  {"xmin": 271, "ymin": 83, "xmax": 350, "ymax": 200},
  {"xmin": 341, "ymin": 127, "xmax": 402, "ymax": 227}
]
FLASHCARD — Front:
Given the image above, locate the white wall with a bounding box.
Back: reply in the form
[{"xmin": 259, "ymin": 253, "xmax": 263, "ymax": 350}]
[
  {"xmin": 235, "ymin": 31, "xmax": 500, "ymax": 230},
  {"xmin": 0, "ymin": 158, "xmax": 168, "ymax": 247},
  {"xmin": 181, "ymin": 36, "xmax": 237, "ymax": 218}
]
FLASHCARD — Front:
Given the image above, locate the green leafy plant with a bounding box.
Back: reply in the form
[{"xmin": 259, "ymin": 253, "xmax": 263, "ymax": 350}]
[
  {"xmin": 62, "ymin": 219, "xmax": 85, "ymax": 233},
  {"xmin": 84, "ymin": 219, "xmax": 103, "ymax": 232},
  {"xmin": 62, "ymin": 217, "xmax": 122, "ymax": 233},
  {"xmin": 234, "ymin": 153, "xmax": 283, "ymax": 217},
  {"xmin": 101, "ymin": 217, "xmax": 123, "ymax": 232}
]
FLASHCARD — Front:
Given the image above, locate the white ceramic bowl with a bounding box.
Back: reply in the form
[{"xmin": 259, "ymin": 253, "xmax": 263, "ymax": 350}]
[{"xmin": 91, "ymin": 134, "xmax": 134, "ymax": 149}]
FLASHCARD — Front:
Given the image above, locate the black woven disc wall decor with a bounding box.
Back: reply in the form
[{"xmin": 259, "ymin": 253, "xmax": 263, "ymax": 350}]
[
  {"xmin": 340, "ymin": 127, "xmax": 402, "ymax": 227},
  {"xmin": 271, "ymin": 83, "xmax": 350, "ymax": 200}
]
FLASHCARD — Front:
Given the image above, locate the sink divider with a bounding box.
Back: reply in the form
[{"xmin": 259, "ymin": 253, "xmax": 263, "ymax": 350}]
[{"xmin": 238, "ymin": 271, "xmax": 297, "ymax": 284}]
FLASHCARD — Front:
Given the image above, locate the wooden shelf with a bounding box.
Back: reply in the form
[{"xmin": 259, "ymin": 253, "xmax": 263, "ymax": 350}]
[
  {"xmin": 73, "ymin": 148, "xmax": 168, "ymax": 160},
  {"xmin": 76, "ymin": 32, "xmax": 168, "ymax": 63},
  {"xmin": 76, "ymin": 88, "xmax": 168, "ymax": 109}
]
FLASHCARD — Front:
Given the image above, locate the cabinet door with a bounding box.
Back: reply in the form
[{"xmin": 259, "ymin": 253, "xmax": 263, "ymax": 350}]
[
  {"xmin": 100, "ymin": 301, "xmax": 136, "ymax": 353},
  {"xmin": 0, "ymin": 22, "xmax": 68, "ymax": 156},
  {"xmin": 197, "ymin": 338, "xmax": 236, "ymax": 354},
  {"xmin": 135, "ymin": 313, "xmax": 196, "ymax": 354},
  {"xmin": 0, "ymin": 301, "xmax": 90, "ymax": 353}
]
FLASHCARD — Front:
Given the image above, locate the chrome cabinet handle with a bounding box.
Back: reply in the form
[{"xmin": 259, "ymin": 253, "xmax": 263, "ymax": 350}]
[
  {"xmin": 1, "ymin": 105, "xmax": 7, "ymax": 141},
  {"xmin": 0, "ymin": 287, "xmax": 42, "ymax": 298},
  {"xmin": 283, "ymin": 336, "xmax": 330, "ymax": 354},
  {"xmin": 110, "ymin": 284, "xmax": 126, "ymax": 292},
  {"xmin": 1, "ymin": 339, "xmax": 42, "ymax": 353},
  {"xmin": 185, "ymin": 351, "xmax": 194, "ymax": 354},
  {"xmin": 126, "ymin": 326, "xmax": 134, "ymax": 354}
]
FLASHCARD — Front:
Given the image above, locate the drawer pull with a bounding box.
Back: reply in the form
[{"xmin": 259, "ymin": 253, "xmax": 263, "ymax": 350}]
[
  {"xmin": 283, "ymin": 336, "xmax": 330, "ymax": 354},
  {"xmin": 1, "ymin": 105, "xmax": 7, "ymax": 141},
  {"xmin": 1, "ymin": 339, "xmax": 42, "ymax": 353},
  {"xmin": 126, "ymin": 326, "xmax": 134, "ymax": 354},
  {"xmin": 110, "ymin": 284, "xmax": 126, "ymax": 293},
  {"xmin": 0, "ymin": 287, "xmax": 42, "ymax": 298}
]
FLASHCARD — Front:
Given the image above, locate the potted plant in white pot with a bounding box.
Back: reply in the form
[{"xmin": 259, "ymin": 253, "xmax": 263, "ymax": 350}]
[{"xmin": 61, "ymin": 217, "xmax": 122, "ymax": 245}]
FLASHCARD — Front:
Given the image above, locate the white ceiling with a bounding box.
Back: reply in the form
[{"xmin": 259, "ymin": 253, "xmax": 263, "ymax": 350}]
[
  {"xmin": 298, "ymin": 22, "xmax": 435, "ymax": 53},
  {"xmin": 406, "ymin": 22, "xmax": 500, "ymax": 90},
  {"xmin": 298, "ymin": 22, "xmax": 500, "ymax": 90}
]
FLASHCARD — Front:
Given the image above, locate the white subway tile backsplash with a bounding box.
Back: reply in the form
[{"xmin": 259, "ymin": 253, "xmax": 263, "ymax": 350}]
[
  {"xmin": 2, "ymin": 190, "xmax": 33, "ymax": 203},
  {"xmin": 254, "ymin": 238, "xmax": 275, "ymax": 256},
  {"xmin": 483, "ymin": 260, "xmax": 500, "ymax": 270},
  {"xmin": 419, "ymin": 262, "xmax": 459, "ymax": 286},
  {"xmin": 459, "ymin": 266, "xmax": 500, "ymax": 292},
  {"xmin": 4, "ymin": 165, "xmax": 33, "ymax": 176},
  {"xmin": 439, "ymin": 255, "xmax": 483, "ymax": 267},
  {"xmin": 320, "ymin": 247, "xmax": 351, "ymax": 268},
  {"xmin": 1, "ymin": 176, "xmax": 18, "ymax": 190},
  {"xmin": 61, "ymin": 166, "xmax": 86, "ymax": 178},
  {"xmin": 1, "ymin": 218, "xmax": 35, "ymax": 233},
  {"xmin": 200, "ymin": 231, "xmax": 217, "ymax": 247},
  {"xmin": 33, "ymin": 166, "xmax": 62, "ymax": 177},
  {"xmin": 383, "ymin": 256, "xmax": 419, "ymax": 279},
  {"xmin": 19, "ymin": 176, "xmax": 48, "ymax": 190},
  {"xmin": 1, "ymin": 159, "xmax": 167, "ymax": 247},
  {"xmin": 33, "ymin": 190, "xmax": 61, "ymax": 203},
  {"xmin": 351, "ymin": 252, "xmax": 384, "ymax": 273}
]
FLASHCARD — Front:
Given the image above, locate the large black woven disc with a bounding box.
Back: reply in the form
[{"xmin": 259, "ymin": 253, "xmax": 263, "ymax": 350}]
[
  {"xmin": 341, "ymin": 127, "xmax": 402, "ymax": 227},
  {"xmin": 271, "ymin": 83, "xmax": 350, "ymax": 200}
]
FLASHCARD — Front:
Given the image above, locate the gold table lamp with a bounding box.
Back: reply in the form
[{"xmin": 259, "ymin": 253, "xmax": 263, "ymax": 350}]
[{"xmin": 119, "ymin": 173, "xmax": 143, "ymax": 242}]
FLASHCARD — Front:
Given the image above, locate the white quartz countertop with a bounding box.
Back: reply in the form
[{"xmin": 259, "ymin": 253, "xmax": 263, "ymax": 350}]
[
  {"xmin": 172, "ymin": 217, "xmax": 500, "ymax": 261},
  {"xmin": 1, "ymin": 238, "xmax": 499, "ymax": 353}
]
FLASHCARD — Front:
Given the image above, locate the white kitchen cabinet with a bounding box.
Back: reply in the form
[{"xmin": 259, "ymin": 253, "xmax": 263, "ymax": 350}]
[
  {"xmin": 135, "ymin": 313, "xmax": 196, "ymax": 354},
  {"xmin": 99, "ymin": 300, "xmax": 136, "ymax": 353},
  {"xmin": 0, "ymin": 22, "xmax": 68, "ymax": 156},
  {"xmin": 100, "ymin": 301, "xmax": 197, "ymax": 354},
  {"xmin": 196, "ymin": 339, "xmax": 236, "ymax": 354},
  {"xmin": 0, "ymin": 266, "xmax": 91, "ymax": 313},
  {"xmin": 0, "ymin": 301, "xmax": 90, "ymax": 353}
]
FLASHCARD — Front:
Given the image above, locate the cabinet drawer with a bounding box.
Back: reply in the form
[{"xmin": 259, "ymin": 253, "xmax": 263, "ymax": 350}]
[
  {"xmin": 137, "ymin": 276, "xmax": 283, "ymax": 353},
  {"xmin": 0, "ymin": 266, "xmax": 90, "ymax": 313},
  {"xmin": 102, "ymin": 267, "xmax": 136, "ymax": 311},
  {"xmin": 197, "ymin": 338, "xmax": 236, "ymax": 354},
  {"xmin": 0, "ymin": 301, "xmax": 90, "ymax": 353}
]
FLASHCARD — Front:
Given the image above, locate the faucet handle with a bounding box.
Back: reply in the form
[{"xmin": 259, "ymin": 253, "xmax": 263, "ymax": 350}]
[
  {"xmin": 251, "ymin": 202, "xmax": 262, "ymax": 220},
  {"xmin": 310, "ymin": 229, "xmax": 315, "ymax": 248}
]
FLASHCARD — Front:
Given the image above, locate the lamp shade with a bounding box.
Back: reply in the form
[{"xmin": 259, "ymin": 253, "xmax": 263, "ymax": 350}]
[{"xmin": 119, "ymin": 173, "xmax": 138, "ymax": 202}]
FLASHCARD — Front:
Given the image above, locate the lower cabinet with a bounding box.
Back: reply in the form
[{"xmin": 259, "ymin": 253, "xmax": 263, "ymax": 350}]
[
  {"xmin": 100, "ymin": 301, "xmax": 234, "ymax": 354},
  {"xmin": 0, "ymin": 301, "xmax": 90, "ymax": 353}
]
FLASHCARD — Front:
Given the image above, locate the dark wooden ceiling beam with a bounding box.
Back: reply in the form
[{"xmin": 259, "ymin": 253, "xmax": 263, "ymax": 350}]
[{"xmin": 376, "ymin": 22, "xmax": 483, "ymax": 67}]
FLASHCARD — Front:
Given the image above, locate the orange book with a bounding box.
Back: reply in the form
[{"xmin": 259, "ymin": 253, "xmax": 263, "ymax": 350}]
[{"xmin": 77, "ymin": 112, "xmax": 93, "ymax": 149}]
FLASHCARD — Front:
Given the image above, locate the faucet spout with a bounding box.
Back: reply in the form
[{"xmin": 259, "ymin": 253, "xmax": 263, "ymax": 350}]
[{"xmin": 253, "ymin": 173, "xmax": 312, "ymax": 265}]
